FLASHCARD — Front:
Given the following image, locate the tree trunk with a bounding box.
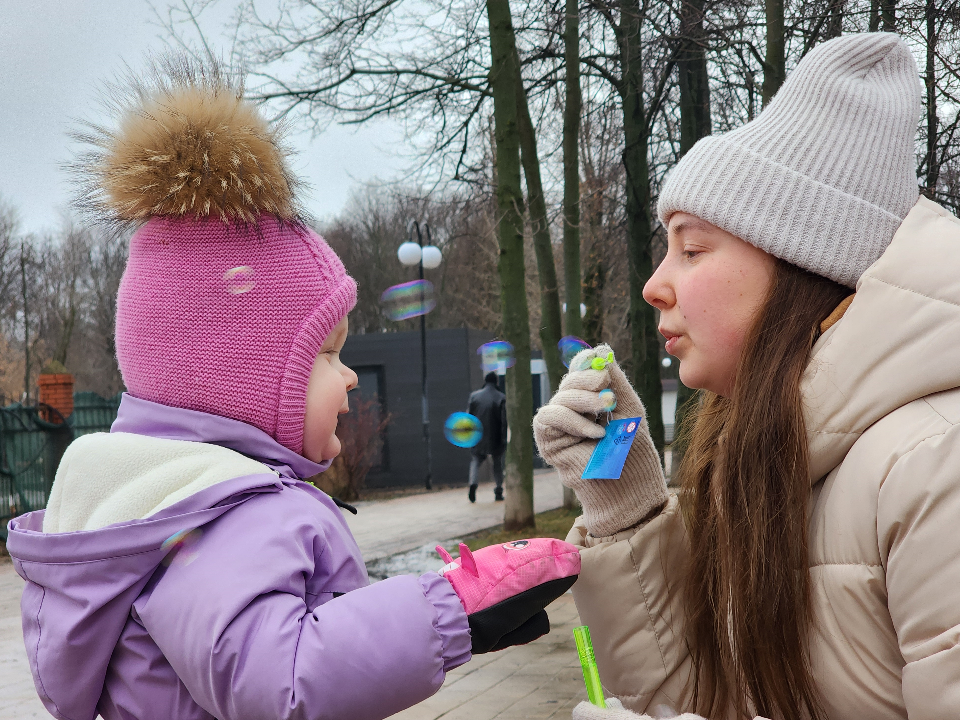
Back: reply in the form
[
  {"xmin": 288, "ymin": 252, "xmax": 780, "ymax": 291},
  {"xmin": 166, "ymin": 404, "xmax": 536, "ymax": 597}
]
[
  {"xmin": 53, "ymin": 305, "xmax": 78, "ymax": 367},
  {"xmin": 514, "ymin": 52, "xmax": 565, "ymax": 396},
  {"xmin": 826, "ymin": 0, "xmax": 844, "ymax": 39},
  {"xmin": 869, "ymin": 0, "xmax": 880, "ymax": 31},
  {"xmin": 881, "ymin": 0, "xmax": 896, "ymax": 31},
  {"xmin": 673, "ymin": 0, "xmax": 711, "ymax": 478},
  {"xmin": 762, "ymin": 0, "xmax": 786, "ymax": 106},
  {"xmin": 677, "ymin": 0, "xmax": 711, "ymax": 155},
  {"xmin": 582, "ymin": 241, "xmax": 604, "ymax": 347},
  {"xmin": 563, "ymin": 0, "xmax": 583, "ymax": 345},
  {"xmin": 923, "ymin": 1, "xmax": 938, "ymax": 200},
  {"xmin": 620, "ymin": 0, "xmax": 665, "ymax": 457},
  {"xmin": 581, "ymin": 174, "xmax": 605, "ymax": 348},
  {"xmin": 486, "ymin": 0, "xmax": 535, "ymax": 531},
  {"xmin": 560, "ymin": 0, "xmax": 583, "ymax": 510},
  {"xmin": 20, "ymin": 240, "xmax": 30, "ymax": 403}
]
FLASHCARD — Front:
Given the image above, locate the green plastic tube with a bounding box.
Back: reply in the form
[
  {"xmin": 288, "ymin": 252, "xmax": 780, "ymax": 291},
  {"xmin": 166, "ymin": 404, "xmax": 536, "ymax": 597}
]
[{"xmin": 573, "ymin": 625, "xmax": 605, "ymax": 708}]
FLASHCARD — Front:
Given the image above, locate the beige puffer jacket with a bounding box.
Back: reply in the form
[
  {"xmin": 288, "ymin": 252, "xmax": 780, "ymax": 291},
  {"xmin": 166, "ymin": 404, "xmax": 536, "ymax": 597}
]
[{"xmin": 567, "ymin": 196, "xmax": 960, "ymax": 719}]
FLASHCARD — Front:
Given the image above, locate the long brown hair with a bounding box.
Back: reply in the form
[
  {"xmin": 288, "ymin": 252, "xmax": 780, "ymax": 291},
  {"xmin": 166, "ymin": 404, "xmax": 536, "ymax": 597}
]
[{"xmin": 676, "ymin": 259, "xmax": 849, "ymax": 720}]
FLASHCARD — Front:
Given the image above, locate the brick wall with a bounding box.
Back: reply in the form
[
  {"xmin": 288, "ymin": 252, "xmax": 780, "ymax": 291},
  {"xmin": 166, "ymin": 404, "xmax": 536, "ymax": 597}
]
[{"xmin": 38, "ymin": 374, "xmax": 74, "ymax": 423}]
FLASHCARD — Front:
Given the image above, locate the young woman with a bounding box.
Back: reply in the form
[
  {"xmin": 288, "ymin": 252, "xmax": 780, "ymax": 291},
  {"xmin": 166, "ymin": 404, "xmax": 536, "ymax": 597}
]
[{"xmin": 534, "ymin": 32, "xmax": 960, "ymax": 720}]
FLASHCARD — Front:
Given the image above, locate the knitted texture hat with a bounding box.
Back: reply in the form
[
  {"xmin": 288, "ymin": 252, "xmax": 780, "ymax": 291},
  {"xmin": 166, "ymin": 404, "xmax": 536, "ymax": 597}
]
[
  {"xmin": 658, "ymin": 33, "xmax": 922, "ymax": 288},
  {"xmin": 77, "ymin": 57, "xmax": 356, "ymax": 454}
]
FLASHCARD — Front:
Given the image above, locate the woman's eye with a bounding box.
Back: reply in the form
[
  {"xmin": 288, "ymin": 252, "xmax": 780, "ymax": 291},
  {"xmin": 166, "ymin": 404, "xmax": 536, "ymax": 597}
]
[{"xmin": 683, "ymin": 250, "xmax": 702, "ymax": 260}]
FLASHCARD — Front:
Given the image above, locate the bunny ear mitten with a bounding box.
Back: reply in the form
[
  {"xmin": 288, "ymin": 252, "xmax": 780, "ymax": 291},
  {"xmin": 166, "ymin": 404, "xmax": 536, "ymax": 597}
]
[{"xmin": 437, "ymin": 538, "xmax": 580, "ymax": 653}]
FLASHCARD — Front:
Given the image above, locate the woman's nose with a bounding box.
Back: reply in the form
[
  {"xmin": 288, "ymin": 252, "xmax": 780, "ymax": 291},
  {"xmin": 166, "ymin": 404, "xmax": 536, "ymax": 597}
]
[{"xmin": 643, "ymin": 261, "xmax": 674, "ymax": 310}]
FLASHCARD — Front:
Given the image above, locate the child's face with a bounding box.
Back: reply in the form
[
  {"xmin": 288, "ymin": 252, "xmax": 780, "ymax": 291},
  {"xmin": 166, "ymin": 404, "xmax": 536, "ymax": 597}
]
[{"xmin": 302, "ymin": 318, "xmax": 359, "ymax": 462}]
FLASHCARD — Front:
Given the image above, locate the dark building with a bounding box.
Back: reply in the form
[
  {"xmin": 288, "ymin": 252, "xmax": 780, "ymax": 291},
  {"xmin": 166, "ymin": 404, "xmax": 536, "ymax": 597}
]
[{"xmin": 340, "ymin": 328, "xmax": 550, "ymax": 488}]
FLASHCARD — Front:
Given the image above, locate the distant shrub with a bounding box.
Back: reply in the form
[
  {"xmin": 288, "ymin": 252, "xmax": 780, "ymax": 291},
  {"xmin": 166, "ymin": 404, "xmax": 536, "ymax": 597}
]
[{"xmin": 309, "ymin": 396, "xmax": 391, "ymax": 502}]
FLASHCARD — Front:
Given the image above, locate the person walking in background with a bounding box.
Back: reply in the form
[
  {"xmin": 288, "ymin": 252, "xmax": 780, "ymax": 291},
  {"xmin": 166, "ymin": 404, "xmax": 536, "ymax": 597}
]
[{"xmin": 467, "ymin": 371, "xmax": 507, "ymax": 503}]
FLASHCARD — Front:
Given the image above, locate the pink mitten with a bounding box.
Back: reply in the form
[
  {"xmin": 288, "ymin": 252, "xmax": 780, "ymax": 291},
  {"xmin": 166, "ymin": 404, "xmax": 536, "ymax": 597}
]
[{"xmin": 436, "ymin": 538, "xmax": 580, "ymax": 653}]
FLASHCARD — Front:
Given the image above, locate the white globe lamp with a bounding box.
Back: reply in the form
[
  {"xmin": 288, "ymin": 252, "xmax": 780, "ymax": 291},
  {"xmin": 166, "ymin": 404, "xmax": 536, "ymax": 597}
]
[
  {"xmin": 421, "ymin": 245, "xmax": 443, "ymax": 269},
  {"xmin": 397, "ymin": 241, "xmax": 422, "ymax": 266}
]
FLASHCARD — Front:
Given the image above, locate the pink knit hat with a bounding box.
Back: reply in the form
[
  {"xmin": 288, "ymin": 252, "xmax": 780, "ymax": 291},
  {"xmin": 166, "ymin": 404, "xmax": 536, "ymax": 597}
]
[{"xmin": 76, "ymin": 57, "xmax": 356, "ymax": 454}]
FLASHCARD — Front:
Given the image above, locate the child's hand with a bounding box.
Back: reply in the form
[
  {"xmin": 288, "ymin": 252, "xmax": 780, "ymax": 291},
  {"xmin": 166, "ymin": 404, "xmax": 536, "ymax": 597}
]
[
  {"xmin": 533, "ymin": 344, "xmax": 668, "ymax": 537},
  {"xmin": 436, "ymin": 538, "xmax": 580, "ymax": 653}
]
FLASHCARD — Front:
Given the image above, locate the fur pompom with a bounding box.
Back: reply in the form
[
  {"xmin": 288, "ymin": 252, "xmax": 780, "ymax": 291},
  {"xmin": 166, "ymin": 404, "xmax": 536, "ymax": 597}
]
[{"xmin": 72, "ymin": 55, "xmax": 302, "ymax": 228}]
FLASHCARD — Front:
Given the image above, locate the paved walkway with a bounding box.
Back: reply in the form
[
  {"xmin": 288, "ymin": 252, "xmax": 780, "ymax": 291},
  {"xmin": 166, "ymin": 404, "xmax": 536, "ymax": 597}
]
[
  {"xmin": 0, "ymin": 470, "xmax": 585, "ymax": 719},
  {"xmin": 0, "ymin": 560, "xmax": 54, "ymax": 719},
  {"xmin": 347, "ymin": 469, "xmax": 565, "ymax": 560},
  {"xmin": 392, "ymin": 593, "xmax": 587, "ymax": 719}
]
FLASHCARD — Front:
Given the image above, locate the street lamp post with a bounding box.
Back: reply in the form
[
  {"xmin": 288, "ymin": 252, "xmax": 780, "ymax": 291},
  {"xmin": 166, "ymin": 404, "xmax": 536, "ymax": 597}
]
[{"xmin": 398, "ymin": 222, "xmax": 442, "ymax": 490}]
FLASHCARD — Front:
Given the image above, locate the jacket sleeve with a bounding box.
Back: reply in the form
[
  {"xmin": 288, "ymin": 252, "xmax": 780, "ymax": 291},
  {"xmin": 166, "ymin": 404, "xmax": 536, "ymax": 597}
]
[
  {"xmin": 135, "ymin": 489, "xmax": 471, "ymax": 720},
  {"xmin": 567, "ymin": 494, "xmax": 693, "ymax": 714},
  {"xmin": 878, "ymin": 422, "xmax": 960, "ymax": 718}
]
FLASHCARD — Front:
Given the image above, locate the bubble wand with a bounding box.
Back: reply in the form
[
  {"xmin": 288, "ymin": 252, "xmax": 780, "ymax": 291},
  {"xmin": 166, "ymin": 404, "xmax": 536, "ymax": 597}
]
[{"xmin": 573, "ymin": 625, "xmax": 605, "ymax": 708}]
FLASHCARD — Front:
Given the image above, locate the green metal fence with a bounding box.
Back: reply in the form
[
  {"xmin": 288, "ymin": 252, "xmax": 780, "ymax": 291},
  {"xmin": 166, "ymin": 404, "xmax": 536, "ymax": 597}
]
[
  {"xmin": 73, "ymin": 392, "xmax": 124, "ymax": 439},
  {"xmin": 1, "ymin": 392, "xmax": 121, "ymax": 538}
]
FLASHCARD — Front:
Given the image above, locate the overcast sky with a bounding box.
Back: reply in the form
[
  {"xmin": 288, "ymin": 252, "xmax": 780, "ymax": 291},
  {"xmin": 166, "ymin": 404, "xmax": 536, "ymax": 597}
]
[{"xmin": 0, "ymin": 0, "xmax": 408, "ymax": 235}]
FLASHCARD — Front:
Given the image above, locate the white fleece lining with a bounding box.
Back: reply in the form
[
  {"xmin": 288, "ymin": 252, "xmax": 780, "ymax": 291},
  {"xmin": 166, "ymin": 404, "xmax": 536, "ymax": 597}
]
[{"xmin": 43, "ymin": 432, "xmax": 277, "ymax": 534}]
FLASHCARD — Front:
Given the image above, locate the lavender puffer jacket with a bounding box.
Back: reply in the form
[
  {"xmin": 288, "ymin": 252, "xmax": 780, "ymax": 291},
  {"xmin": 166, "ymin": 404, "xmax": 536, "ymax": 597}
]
[{"xmin": 6, "ymin": 395, "xmax": 471, "ymax": 720}]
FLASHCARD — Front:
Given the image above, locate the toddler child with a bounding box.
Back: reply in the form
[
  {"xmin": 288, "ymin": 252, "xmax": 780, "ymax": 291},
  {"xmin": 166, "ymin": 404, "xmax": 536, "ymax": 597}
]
[{"xmin": 6, "ymin": 58, "xmax": 578, "ymax": 720}]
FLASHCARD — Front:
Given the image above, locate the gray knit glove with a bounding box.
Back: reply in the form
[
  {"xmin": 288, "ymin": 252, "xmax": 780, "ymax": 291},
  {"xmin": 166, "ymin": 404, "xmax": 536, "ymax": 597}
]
[
  {"xmin": 572, "ymin": 698, "xmax": 706, "ymax": 720},
  {"xmin": 533, "ymin": 345, "xmax": 667, "ymax": 537}
]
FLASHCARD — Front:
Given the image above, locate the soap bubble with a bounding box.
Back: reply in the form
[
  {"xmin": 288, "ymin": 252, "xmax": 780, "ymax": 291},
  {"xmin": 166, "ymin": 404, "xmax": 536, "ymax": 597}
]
[
  {"xmin": 478, "ymin": 341, "xmax": 515, "ymax": 373},
  {"xmin": 444, "ymin": 412, "xmax": 483, "ymax": 448},
  {"xmin": 599, "ymin": 389, "xmax": 617, "ymax": 412},
  {"xmin": 380, "ymin": 280, "xmax": 436, "ymax": 321},
  {"xmin": 661, "ymin": 357, "xmax": 672, "ymax": 368},
  {"xmin": 224, "ymin": 266, "xmax": 256, "ymax": 295},
  {"xmin": 161, "ymin": 528, "xmax": 202, "ymax": 567},
  {"xmin": 559, "ymin": 336, "xmax": 592, "ymax": 368}
]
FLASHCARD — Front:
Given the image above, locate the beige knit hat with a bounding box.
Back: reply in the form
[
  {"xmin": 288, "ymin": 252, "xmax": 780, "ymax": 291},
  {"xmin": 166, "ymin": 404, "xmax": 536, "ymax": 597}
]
[{"xmin": 657, "ymin": 33, "xmax": 922, "ymax": 288}]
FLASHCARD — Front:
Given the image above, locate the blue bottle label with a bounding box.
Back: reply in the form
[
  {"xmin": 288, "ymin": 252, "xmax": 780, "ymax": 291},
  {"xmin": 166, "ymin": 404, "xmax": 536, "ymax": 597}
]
[{"xmin": 581, "ymin": 417, "xmax": 643, "ymax": 480}]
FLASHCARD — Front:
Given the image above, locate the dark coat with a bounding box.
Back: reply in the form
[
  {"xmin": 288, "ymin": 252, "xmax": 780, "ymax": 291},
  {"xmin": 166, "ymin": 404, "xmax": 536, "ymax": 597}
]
[{"xmin": 467, "ymin": 381, "xmax": 507, "ymax": 456}]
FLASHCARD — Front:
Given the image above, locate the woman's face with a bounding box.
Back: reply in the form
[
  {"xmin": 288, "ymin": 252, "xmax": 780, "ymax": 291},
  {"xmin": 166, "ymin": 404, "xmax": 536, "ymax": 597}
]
[
  {"xmin": 643, "ymin": 213, "xmax": 776, "ymax": 397},
  {"xmin": 302, "ymin": 317, "xmax": 359, "ymax": 463}
]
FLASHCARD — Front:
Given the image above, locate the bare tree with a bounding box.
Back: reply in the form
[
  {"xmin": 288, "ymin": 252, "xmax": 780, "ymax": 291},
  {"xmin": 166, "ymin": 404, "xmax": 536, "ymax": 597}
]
[
  {"xmin": 322, "ymin": 185, "xmax": 503, "ymax": 335},
  {"xmin": 81, "ymin": 227, "xmax": 128, "ymax": 396},
  {"xmin": 0, "ymin": 199, "xmax": 17, "ymax": 319},
  {"xmin": 16, "ymin": 237, "xmax": 46, "ymax": 404},
  {"xmin": 36, "ymin": 224, "xmax": 91, "ymax": 368},
  {"xmin": 486, "ymin": 0, "xmax": 536, "ymax": 530},
  {"xmin": 0, "ymin": 201, "xmax": 127, "ymax": 402},
  {"xmin": 0, "ymin": 200, "xmax": 22, "ymax": 403}
]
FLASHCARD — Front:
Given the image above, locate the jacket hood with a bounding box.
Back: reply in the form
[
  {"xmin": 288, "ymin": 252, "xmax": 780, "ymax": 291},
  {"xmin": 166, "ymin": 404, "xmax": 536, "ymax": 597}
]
[{"xmin": 803, "ymin": 196, "xmax": 960, "ymax": 481}]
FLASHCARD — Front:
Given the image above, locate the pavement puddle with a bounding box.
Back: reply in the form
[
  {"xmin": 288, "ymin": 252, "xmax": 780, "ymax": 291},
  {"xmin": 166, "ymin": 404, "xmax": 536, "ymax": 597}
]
[{"xmin": 365, "ymin": 541, "xmax": 461, "ymax": 581}]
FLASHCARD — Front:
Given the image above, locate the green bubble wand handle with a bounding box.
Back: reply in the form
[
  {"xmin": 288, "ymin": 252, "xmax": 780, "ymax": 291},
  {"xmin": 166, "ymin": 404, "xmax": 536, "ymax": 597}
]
[{"xmin": 573, "ymin": 625, "xmax": 605, "ymax": 708}]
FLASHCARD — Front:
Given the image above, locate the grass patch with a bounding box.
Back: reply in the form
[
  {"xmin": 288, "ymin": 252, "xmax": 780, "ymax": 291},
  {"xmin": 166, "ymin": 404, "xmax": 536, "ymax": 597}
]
[{"xmin": 446, "ymin": 505, "xmax": 582, "ymax": 553}]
